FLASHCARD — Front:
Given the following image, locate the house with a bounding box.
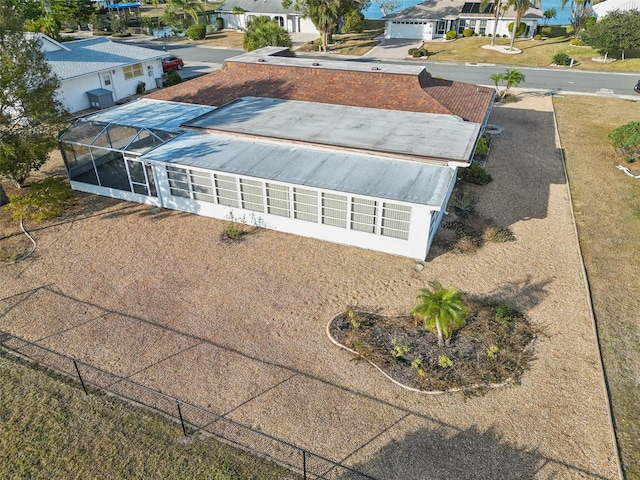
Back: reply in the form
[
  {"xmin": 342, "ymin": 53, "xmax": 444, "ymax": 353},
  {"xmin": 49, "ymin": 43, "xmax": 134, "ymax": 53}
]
[
  {"xmin": 41, "ymin": 35, "xmax": 165, "ymax": 113},
  {"xmin": 58, "ymin": 47, "xmax": 494, "ymax": 260},
  {"xmin": 384, "ymin": 0, "xmax": 543, "ymax": 40},
  {"xmin": 212, "ymin": 0, "xmax": 318, "ymax": 34},
  {"xmin": 592, "ymin": 0, "xmax": 640, "ymax": 17}
]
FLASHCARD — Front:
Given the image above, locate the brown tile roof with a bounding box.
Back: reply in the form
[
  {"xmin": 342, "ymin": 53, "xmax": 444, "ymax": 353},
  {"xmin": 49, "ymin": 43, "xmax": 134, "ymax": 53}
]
[{"xmin": 147, "ymin": 48, "xmax": 494, "ymax": 124}]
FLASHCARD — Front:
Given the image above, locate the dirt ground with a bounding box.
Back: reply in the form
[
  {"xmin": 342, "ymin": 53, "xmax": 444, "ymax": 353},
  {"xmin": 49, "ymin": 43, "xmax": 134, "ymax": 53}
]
[{"xmin": 0, "ymin": 94, "xmax": 620, "ymax": 479}]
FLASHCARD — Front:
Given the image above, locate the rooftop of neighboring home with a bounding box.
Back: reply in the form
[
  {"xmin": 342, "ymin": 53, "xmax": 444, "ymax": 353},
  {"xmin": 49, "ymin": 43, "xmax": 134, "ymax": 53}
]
[
  {"xmin": 147, "ymin": 47, "xmax": 495, "ymax": 124},
  {"xmin": 592, "ymin": 0, "xmax": 640, "ymax": 17},
  {"xmin": 41, "ymin": 35, "xmax": 164, "ymax": 80},
  {"xmin": 384, "ymin": 0, "xmax": 544, "ymax": 20},
  {"xmin": 214, "ymin": 0, "xmax": 298, "ymax": 14}
]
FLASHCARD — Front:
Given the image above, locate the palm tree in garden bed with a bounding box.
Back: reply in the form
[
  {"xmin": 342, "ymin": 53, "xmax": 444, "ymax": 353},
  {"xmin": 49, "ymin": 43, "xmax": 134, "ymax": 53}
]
[{"xmin": 411, "ymin": 282, "xmax": 468, "ymax": 347}]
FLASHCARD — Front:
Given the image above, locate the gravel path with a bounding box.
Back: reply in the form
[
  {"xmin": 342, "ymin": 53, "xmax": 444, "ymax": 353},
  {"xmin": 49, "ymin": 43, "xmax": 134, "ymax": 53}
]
[{"xmin": 0, "ymin": 94, "xmax": 619, "ymax": 479}]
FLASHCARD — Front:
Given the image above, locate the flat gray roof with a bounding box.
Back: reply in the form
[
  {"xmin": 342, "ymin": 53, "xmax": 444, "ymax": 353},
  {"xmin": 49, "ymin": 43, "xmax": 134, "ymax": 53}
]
[
  {"xmin": 85, "ymin": 99, "xmax": 215, "ymax": 133},
  {"xmin": 185, "ymin": 96, "xmax": 480, "ymax": 164},
  {"xmin": 142, "ymin": 131, "xmax": 455, "ymax": 207}
]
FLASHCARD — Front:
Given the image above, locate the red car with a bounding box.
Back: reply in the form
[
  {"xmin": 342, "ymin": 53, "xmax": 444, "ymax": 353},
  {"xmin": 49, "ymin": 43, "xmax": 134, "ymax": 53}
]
[{"xmin": 162, "ymin": 56, "xmax": 184, "ymax": 72}]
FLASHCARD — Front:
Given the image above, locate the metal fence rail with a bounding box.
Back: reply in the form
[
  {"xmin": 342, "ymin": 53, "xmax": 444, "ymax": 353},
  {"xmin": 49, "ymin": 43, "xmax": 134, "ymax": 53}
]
[{"xmin": 0, "ymin": 332, "xmax": 378, "ymax": 480}]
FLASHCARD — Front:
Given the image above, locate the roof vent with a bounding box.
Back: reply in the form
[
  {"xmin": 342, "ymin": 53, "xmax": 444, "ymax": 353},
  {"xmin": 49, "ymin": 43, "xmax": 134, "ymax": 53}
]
[
  {"xmin": 371, "ymin": 66, "xmax": 381, "ymax": 71},
  {"xmin": 258, "ymin": 58, "xmax": 267, "ymax": 62},
  {"xmin": 312, "ymin": 62, "xmax": 320, "ymax": 66}
]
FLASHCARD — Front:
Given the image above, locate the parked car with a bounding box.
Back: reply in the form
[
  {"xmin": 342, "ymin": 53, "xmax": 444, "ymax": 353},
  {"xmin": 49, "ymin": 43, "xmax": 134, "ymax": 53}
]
[{"xmin": 162, "ymin": 56, "xmax": 184, "ymax": 72}]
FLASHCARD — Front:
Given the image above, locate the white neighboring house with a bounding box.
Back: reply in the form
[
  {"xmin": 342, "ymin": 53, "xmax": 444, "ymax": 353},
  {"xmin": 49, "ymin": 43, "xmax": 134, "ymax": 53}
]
[
  {"xmin": 592, "ymin": 0, "xmax": 640, "ymax": 17},
  {"xmin": 212, "ymin": 0, "xmax": 318, "ymax": 33},
  {"xmin": 40, "ymin": 35, "xmax": 165, "ymax": 114},
  {"xmin": 384, "ymin": 0, "xmax": 543, "ymax": 40}
]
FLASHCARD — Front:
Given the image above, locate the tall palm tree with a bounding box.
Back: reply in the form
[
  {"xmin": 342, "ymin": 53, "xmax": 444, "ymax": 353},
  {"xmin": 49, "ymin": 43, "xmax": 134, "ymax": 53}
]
[
  {"xmin": 167, "ymin": 0, "xmax": 204, "ymax": 24},
  {"xmin": 411, "ymin": 282, "xmax": 468, "ymax": 347},
  {"xmin": 505, "ymin": 0, "xmax": 541, "ymax": 51},
  {"xmin": 479, "ymin": 0, "xmax": 506, "ymax": 47}
]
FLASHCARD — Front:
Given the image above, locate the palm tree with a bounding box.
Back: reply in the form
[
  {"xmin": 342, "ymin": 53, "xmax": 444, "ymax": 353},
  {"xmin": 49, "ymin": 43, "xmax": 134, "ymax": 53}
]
[
  {"xmin": 243, "ymin": 16, "xmax": 292, "ymax": 51},
  {"xmin": 167, "ymin": 0, "xmax": 204, "ymax": 24},
  {"xmin": 411, "ymin": 282, "xmax": 468, "ymax": 347},
  {"xmin": 504, "ymin": 68, "xmax": 525, "ymax": 95},
  {"xmin": 505, "ymin": 0, "xmax": 541, "ymax": 51},
  {"xmin": 543, "ymin": 7, "xmax": 557, "ymax": 25},
  {"xmin": 479, "ymin": 0, "xmax": 506, "ymax": 47},
  {"xmin": 489, "ymin": 72, "xmax": 506, "ymax": 97}
]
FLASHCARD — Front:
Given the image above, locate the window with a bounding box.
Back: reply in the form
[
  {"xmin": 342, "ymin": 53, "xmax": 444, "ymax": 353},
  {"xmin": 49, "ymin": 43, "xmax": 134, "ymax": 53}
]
[
  {"xmin": 351, "ymin": 197, "xmax": 377, "ymax": 233},
  {"xmin": 381, "ymin": 202, "xmax": 411, "ymax": 240},
  {"xmin": 167, "ymin": 166, "xmax": 190, "ymax": 198},
  {"xmin": 190, "ymin": 170, "xmax": 215, "ymax": 203},
  {"xmin": 240, "ymin": 178, "xmax": 264, "ymax": 212},
  {"xmin": 479, "ymin": 19, "xmax": 487, "ymax": 34},
  {"xmin": 266, "ymin": 183, "xmax": 290, "ymax": 217},
  {"xmin": 215, "ymin": 174, "xmax": 239, "ymax": 207},
  {"xmin": 123, "ymin": 63, "xmax": 143, "ymax": 80},
  {"xmin": 274, "ymin": 16, "xmax": 284, "ymax": 27},
  {"xmin": 293, "ymin": 188, "xmax": 318, "ymax": 222},
  {"xmin": 321, "ymin": 192, "xmax": 347, "ymax": 228}
]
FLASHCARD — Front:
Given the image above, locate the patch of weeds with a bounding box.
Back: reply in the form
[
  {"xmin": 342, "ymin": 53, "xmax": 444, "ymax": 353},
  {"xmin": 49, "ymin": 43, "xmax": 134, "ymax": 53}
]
[
  {"xmin": 458, "ymin": 161, "xmax": 493, "ymax": 185},
  {"xmin": 495, "ymin": 303, "xmax": 519, "ymax": 323},
  {"xmin": 438, "ymin": 355, "xmax": 454, "ymax": 368},
  {"xmin": 221, "ymin": 211, "xmax": 247, "ymax": 241},
  {"xmin": 487, "ymin": 345, "xmax": 500, "ymax": 359},
  {"xmin": 7, "ymin": 177, "xmax": 76, "ymax": 223},
  {"xmin": 390, "ymin": 339, "xmax": 410, "ymax": 359},
  {"xmin": 453, "ymin": 235, "xmax": 480, "ymax": 254},
  {"xmin": 452, "ymin": 189, "xmax": 476, "ymax": 217},
  {"xmin": 482, "ymin": 225, "xmax": 516, "ymax": 243}
]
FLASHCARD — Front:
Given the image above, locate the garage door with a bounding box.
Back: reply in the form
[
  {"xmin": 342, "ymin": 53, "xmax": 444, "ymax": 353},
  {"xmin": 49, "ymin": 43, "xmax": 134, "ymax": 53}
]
[{"xmin": 387, "ymin": 21, "xmax": 428, "ymax": 39}]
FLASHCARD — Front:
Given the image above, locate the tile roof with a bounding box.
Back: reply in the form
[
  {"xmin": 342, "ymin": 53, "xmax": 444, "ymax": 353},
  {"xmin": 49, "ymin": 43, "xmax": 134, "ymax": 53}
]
[
  {"xmin": 147, "ymin": 48, "xmax": 495, "ymax": 124},
  {"xmin": 45, "ymin": 37, "xmax": 165, "ymax": 80}
]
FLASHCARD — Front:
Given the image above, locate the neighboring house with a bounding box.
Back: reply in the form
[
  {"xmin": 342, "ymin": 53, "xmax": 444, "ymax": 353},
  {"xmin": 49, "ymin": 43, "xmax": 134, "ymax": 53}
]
[
  {"xmin": 592, "ymin": 0, "xmax": 640, "ymax": 17},
  {"xmin": 41, "ymin": 35, "xmax": 165, "ymax": 113},
  {"xmin": 59, "ymin": 47, "xmax": 494, "ymax": 260},
  {"xmin": 212, "ymin": 0, "xmax": 318, "ymax": 33},
  {"xmin": 384, "ymin": 0, "xmax": 543, "ymax": 40}
]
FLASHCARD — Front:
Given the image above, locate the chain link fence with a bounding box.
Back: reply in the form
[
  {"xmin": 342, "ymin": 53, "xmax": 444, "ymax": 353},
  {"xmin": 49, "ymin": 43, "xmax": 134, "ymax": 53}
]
[{"xmin": 0, "ymin": 331, "xmax": 378, "ymax": 480}]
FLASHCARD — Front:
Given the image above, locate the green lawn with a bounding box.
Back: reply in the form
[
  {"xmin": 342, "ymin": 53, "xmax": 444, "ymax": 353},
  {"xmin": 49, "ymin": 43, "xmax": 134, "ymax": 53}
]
[{"xmin": 0, "ymin": 352, "xmax": 297, "ymax": 480}]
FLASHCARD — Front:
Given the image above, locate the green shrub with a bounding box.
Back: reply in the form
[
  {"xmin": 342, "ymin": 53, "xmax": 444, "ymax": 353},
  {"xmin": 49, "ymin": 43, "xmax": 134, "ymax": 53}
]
[
  {"xmin": 445, "ymin": 30, "xmax": 457, "ymax": 40},
  {"xmin": 215, "ymin": 16, "xmax": 225, "ymax": 30},
  {"xmin": 507, "ymin": 21, "xmax": 526, "ymax": 36},
  {"xmin": 495, "ymin": 303, "xmax": 519, "ymax": 323},
  {"xmin": 186, "ymin": 23, "xmax": 206, "ymax": 40},
  {"xmin": 552, "ymin": 52, "xmax": 571, "ymax": 65},
  {"xmin": 458, "ymin": 162, "xmax": 493, "ymax": 185},
  {"xmin": 569, "ymin": 38, "xmax": 584, "ymax": 46},
  {"xmin": 408, "ymin": 47, "xmax": 418, "ymax": 55},
  {"xmin": 341, "ymin": 9, "xmax": 365, "ymax": 33},
  {"xmin": 463, "ymin": 28, "xmax": 473, "ymax": 37},
  {"xmin": 474, "ymin": 133, "xmax": 490, "ymax": 157},
  {"xmin": 609, "ymin": 121, "xmax": 640, "ymax": 163},
  {"xmin": 7, "ymin": 177, "xmax": 76, "ymax": 223},
  {"xmin": 453, "ymin": 189, "xmax": 476, "ymax": 216},
  {"xmin": 136, "ymin": 81, "xmax": 146, "ymax": 94},
  {"xmin": 419, "ymin": 47, "xmax": 428, "ymax": 56},
  {"xmin": 164, "ymin": 70, "xmax": 182, "ymax": 87},
  {"xmin": 111, "ymin": 32, "xmax": 131, "ymax": 37},
  {"xmin": 409, "ymin": 47, "xmax": 428, "ymax": 57},
  {"xmin": 534, "ymin": 34, "xmax": 541, "ymax": 40},
  {"xmin": 538, "ymin": 26, "xmax": 552, "ymax": 36}
]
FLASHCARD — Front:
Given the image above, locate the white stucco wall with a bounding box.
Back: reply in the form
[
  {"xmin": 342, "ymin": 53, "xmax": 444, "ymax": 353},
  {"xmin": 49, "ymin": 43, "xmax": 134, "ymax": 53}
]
[
  {"xmin": 385, "ymin": 17, "xmax": 538, "ymax": 40},
  {"xmin": 219, "ymin": 12, "xmax": 317, "ymax": 34}
]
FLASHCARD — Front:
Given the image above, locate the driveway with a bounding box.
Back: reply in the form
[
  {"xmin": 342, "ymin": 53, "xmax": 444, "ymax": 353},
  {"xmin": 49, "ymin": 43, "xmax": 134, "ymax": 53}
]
[{"xmin": 0, "ymin": 95, "xmax": 619, "ymax": 479}]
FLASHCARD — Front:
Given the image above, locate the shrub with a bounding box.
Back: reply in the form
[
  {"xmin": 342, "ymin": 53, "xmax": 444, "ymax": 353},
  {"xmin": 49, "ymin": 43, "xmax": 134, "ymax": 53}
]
[
  {"xmin": 419, "ymin": 47, "xmax": 428, "ymax": 56},
  {"xmin": 458, "ymin": 162, "xmax": 493, "ymax": 185},
  {"xmin": 215, "ymin": 16, "xmax": 225, "ymax": 30},
  {"xmin": 454, "ymin": 236, "xmax": 479, "ymax": 254},
  {"xmin": 488, "ymin": 33, "xmax": 492, "ymax": 37},
  {"xmin": 341, "ymin": 9, "xmax": 365, "ymax": 33},
  {"xmin": 463, "ymin": 28, "xmax": 472, "ymax": 37},
  {"xmin": 552, "ymin": 52, "xmax": 571, "ymax": 65},
  {"xmin": 453, "ymin": 189, "xmax": 476, "ymax": 216},
  {"xmin": 495, "ymin": 303, "xmax": 519, "ymax": 323},
  {"xmin": 187, "ymin": 23, "xmax": 206, "ymax": 40},
  {"xmin": 474, "ymin": 133, "xmax": 490, "ymax": 157},
  {"xmin": 408, "ymin": 47, "xmax": 418, "ymax": 55},
  {"xmin": 445, "ymin": 30, "xmax": 457, "ymax": 40},
  {"xmin": 609, "ymin": 121, "xmax": 640, "ymax": 163},
  {"xmin": 534, "ymin": 34, "xmax": 541, "ymax": 40},
  {"xmin": 502, "ymin": 34, "xmax": 508, "ymax": 38},
  {"xmin": 7, "ymin": 177, "xmax": 76, "ymax": 223},
  {"xmin": 409, "ymin": 47, "xmax": 428, "ymax": 57},
  {"xmin": 112, "ymin": 32, "xmax": 131, "ymax": 37},
  {"xmin": 164, "ymin": 70, "xmax": 182, "ymax": 86},
  {"xmin": 538, "ymin": 26, "xmax": 552, "ymax": 36},
  {"xmin": 482, "ymin": 225, "xmax": 515, "ymax": 243},
  {"xmin": 569, "ymin": 38, "xmax": 584, "ymax": 46},
  {"xmin": 136, "ymin": 81, "xmax": 146, "ymax": 95},
  {"xmin": 507, "ymin": 21, "xmax": 526, "ymax": 36}
]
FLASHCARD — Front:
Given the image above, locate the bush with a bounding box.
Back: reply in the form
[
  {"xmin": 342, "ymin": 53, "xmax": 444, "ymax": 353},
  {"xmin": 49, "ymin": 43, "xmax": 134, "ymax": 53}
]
[
  {"xmin": 111, "ymin": 32, "xmax": 131, "ymax": 37},
  {"xmin": 569, "ymin": 38, "xmax": 584, "ymax": 46},
  {"xmin": 458, "ymin": 162, "xmax": 493, "ymax": 185},
  {"xmin": 215, "ymin": 16, "xmax": 224, "ymax": 30},
  {"xmin": 409, "ymin": 47, "xmax": 428, "ymax": 57},
  {"xmin": 507, "ymin": 21, "xmax": 526, "ymax": 36},
  {"xmin": 538, "ymin": 26, "xmax": 552, "ymax": 36},
  {"xmin": 463, "ymin": 28, "xmax": 472, "ymax": 37},
  {"xmin": 609, "ymin": 121, "xmax": 640, "ymax": 163},
  {"xmin": 445, "ymin": 30, "xmax": 457, "ymax": 40},
  {"xmin": 7, "ymin": 177, "xmax": 76, "ymax": 223},
  {"xmin": 164, "ymin": 70, "xmax": 182, "ymax": 87},
  {"xmin": 482, "ymin": 225, "xmax": 515, "ymax": 243},
  {"xmin": 474, "ymin": 133, "xmax": 490, "ymax": 157},
  {"xmin": 552, "ymin": 52, "xmax": 571, "ymax": 65},
  {"xmin": 408, "ymin": 47, "xmax": 418, "ymax": 55},
  {"xmin": 534, "ymin": 34, "xmax": 541, "ymax": 40},
  {"xmin": 136, "ymin": 81, "xmax": 146, "ymax": 95},
  {"xmin": 341, "ymin": 9, "xmax": 365, "ymax": 33},
  {"xmin": 187, "ymin": 23, "xmax": 206, "ymax": 40}
]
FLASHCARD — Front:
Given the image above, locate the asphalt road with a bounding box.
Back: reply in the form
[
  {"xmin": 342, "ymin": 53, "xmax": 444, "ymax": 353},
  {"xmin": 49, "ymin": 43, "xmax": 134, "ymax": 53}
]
[{"xmin": 118, "ymin": 38, "xmax": 640, "ymax": 98}]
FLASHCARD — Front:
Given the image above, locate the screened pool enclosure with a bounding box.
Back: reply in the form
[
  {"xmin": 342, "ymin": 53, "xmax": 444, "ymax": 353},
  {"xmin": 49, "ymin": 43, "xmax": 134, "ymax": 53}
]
[{"xmin": 59, "ymin": 98, "xmax": 479, "ymax": 259}]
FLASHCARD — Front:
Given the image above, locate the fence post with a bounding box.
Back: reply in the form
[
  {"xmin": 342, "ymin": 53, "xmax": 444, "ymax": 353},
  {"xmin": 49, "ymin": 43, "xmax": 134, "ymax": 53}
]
[
  {"xmin": 176, "ymin": 401, "xmax": 188, "ymax": 436},
  {"xmin": 302, "ymin": 449, "xmax": 307, "ymax": 480},
  {"xmin": 73, "ymin": 359, "xmax": 88, "ymax": 395}
]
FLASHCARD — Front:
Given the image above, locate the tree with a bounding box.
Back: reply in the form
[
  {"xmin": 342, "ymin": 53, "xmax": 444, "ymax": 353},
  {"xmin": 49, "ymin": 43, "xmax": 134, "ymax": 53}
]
[
  {"xmin": 505, "ymin": 0, "xmax": 541, "ymax": 50},
  {"xmin": 243, "ymin": 16, "xmax": 292, "ymax": 51},
  {"xmin": 341, "ymin": 9, "xmax": 364, "ymax": 33},
  {"xmin": 504, "ymin": 68, "xmax": 525, "ymax": 94},
  {"xmin": 479, "ymin": 0, "xmax": 506, "ymax": 47},
  {"xmin": 0, "ymin": 4, "xmax": 68, "ymax": 202},
  {"xmin": 489, "ymin": 72, "xmax": 505, "ymax": 94},
  {"xmin": 49, "ymin": 0, "xmax": 96, "ymax": 29},
  {"xmin": 372, "ymin": 0, "xmax": 398, "ymax": 16},
  {"xmin": 581, "ymin": 10, "xmax": 640, "ymax": 59},
  {"xmin": 543, "ymin": 7, "xmax": 557, "ymax": 25},
  {"xmin": 282, "ymin": 0, "xmax": 369, "ymax": 52},
  {"xmin": 167, "ymin": 0, "xmax": 204, "ymax": 24},
  {"xmin": 608, "ymin": 121, "xmax": 640, "ymax": 163},
  {"xmin": 411, "ymin": 282, "xmax": 468, "ymax": 347},
  {"xmin": 560, "ymin": 0, "xmax": 600, "ymax": 36}
]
